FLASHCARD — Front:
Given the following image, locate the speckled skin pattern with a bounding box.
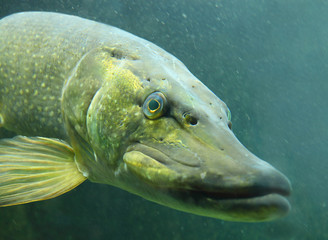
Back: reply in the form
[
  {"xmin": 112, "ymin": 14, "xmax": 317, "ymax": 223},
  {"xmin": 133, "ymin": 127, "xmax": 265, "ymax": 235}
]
[
  {"xmin": 0, "ymin": 13, "xmax": 89, "ymax": 138},
  {"xmin": 0, "ymin": 12, "xmax": 149, "ymax": 139}
]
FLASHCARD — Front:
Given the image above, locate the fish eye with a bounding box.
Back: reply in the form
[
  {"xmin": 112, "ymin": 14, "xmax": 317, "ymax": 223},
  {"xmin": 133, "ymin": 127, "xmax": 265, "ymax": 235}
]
[{"xmin": 143, "ymin": 92, "xmax": 167, "ymax": 119}]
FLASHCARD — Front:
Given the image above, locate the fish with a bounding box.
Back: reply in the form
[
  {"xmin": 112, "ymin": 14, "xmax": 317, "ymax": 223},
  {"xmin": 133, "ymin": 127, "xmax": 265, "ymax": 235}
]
[{"xmin": 0, "ymin": 12, "xmax": 291, "ymax": 222}]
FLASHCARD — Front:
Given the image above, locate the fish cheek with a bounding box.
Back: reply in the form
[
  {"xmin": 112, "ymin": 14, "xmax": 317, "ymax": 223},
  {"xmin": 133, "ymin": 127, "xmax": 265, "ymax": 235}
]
[
  {"xmin": 134, "ymin": 116, "xmax": 182, "ymax": 146},
  {"xmin": 86, "ymin": 67, "xmax": 144, "ymax": 166}
]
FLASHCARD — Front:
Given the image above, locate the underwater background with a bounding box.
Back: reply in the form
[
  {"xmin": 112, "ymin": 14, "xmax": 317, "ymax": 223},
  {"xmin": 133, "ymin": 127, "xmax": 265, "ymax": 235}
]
[{"xmin": 0, "ymin": 0, "xmax": 327, "ymax": 239}]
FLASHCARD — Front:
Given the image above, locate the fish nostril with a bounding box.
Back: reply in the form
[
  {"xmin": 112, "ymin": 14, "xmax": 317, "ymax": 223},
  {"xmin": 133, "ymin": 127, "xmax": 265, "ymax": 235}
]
[
  {"xmin": 228, "ymin": 121, "xmax": 232, "ymax": 129},
  {"xmin": 188, "ymin": 116, "xmax": 198, "ymax": 125},
  {"xmin": 183, "ymin": 113, "xmax": 198, "ymax": 126}
]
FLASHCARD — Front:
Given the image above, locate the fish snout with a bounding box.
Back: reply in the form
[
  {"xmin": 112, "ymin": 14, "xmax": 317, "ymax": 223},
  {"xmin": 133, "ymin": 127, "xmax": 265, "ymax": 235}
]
[
  {"xmin": 121, "ymin": 131, "xmax": 291, "ymax": 221},
  {"xmin": 250, "ymin": 166, "xmax": 291, "ymax": 198}
]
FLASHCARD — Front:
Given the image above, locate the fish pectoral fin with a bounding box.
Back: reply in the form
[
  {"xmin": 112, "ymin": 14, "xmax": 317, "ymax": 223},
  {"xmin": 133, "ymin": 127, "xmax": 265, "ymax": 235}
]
[{"xmin": 0, "ymin": 136, "xmax": 86, "ymax": 207}]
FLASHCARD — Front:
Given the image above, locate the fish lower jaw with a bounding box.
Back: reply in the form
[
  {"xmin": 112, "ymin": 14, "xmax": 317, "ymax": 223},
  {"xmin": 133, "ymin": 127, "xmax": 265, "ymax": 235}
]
[
  {"xmin": 210, "ymin": 193, "xmax": 291, "ymax": 222},
  {"xmin": 165, "ymin": 189, "xmax": 291, "ymax": 222}
]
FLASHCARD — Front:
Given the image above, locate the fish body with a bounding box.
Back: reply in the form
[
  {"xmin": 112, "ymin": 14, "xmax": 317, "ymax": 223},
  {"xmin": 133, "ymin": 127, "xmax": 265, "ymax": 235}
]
[{"xmin": 0, "ymin": 12, "xmax": 291, "ymax": 222}]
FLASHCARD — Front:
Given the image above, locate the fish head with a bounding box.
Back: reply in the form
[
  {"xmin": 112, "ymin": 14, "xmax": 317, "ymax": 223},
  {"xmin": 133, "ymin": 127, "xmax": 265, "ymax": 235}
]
[{"xmin": 81, "ymin": 45, "xmax": 291, "ymax": 222}]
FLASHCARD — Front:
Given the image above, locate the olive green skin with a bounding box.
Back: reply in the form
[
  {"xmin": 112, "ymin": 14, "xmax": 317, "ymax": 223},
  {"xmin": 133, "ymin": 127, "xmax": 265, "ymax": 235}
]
[{"xmin": 0, "ymin": 12, "xmax": 291, "ymax": 222}]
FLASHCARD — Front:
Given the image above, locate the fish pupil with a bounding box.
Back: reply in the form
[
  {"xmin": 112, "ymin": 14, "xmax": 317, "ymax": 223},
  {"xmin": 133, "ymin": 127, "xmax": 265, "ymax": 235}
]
[{"xmin": 148, "ymin": 99, "xmax": 160, "ymax": 112}]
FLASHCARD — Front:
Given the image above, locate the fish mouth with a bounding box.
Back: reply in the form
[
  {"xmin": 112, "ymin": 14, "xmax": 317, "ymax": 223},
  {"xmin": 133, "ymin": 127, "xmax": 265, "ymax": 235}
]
[
  {"xmin": 170, "ymin": 190, "xmax": 290, "ymax": 222},
  {"xmin": 182, "ymin": 183, "xmax": 290, "ymax": 201},
  {"xmin": 123, "ymin": 142, "xmax": 291, "ymax": 222}
]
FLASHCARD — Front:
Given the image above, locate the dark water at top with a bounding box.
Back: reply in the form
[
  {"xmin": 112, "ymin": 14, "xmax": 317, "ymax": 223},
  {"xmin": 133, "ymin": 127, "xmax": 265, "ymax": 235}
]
[{"xmin": 0, "ymin": 0, "xmax": 327, "ymax": 239}]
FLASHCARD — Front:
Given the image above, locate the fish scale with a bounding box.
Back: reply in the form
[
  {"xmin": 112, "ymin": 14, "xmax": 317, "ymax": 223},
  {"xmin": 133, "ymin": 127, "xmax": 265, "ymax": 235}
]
[{"xmin": 0, "ymin": 13, "xmax": 96, "ymax": 138}]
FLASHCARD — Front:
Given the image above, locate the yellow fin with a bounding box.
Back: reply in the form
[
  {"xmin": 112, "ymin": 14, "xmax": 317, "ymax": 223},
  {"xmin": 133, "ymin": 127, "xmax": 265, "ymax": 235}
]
[{"xmin": 0, "ymin": 136, "xmax": 86, "ymax": 207}]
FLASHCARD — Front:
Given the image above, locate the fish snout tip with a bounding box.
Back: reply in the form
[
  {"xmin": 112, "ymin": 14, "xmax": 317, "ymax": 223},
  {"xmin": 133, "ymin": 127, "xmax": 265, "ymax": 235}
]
[{"xmin": 255, "ymin": 166, "xmax": 292, "ymax": 198}]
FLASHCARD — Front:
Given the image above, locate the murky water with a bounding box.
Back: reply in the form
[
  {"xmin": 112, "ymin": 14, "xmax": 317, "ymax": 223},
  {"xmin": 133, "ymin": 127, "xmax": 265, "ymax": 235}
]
[{"xmin": 1, "ymin": 0, "xmax": 327, "ymax": 239}]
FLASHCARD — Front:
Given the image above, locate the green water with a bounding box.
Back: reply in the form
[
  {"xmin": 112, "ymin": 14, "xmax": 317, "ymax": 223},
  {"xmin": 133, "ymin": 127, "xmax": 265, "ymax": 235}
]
[{"xmin": 1, "ymin": 0, "xmax": 327, "ymax": 239}]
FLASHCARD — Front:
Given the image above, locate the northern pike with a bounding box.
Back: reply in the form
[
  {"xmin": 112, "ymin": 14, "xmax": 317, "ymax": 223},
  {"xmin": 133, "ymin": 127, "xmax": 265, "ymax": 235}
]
[{"xmin": 0, "ymin": 12, "xmax": 291, "ymax": 222}]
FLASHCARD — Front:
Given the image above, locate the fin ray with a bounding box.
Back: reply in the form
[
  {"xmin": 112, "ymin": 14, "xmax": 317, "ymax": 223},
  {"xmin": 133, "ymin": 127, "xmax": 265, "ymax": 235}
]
[{"xmin": 0, "ymin": 136, "xmax": 86, "ymax": 207}]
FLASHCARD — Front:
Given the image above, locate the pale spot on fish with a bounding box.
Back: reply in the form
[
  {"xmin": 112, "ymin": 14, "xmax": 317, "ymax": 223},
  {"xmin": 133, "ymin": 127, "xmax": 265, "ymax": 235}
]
[
  {"xmin": 200, "ymin": 172, "xmax": 207, "ymax": 180},
  {"xmin": 93, "ymin": 152, "xmax": 98, "ymax": 162},
  {"xmin": 82, "ymin": 171, "xmax": 89, "ymax": 178},
  {"xmin": 114, "ymin": 168, "xmax": 121, "ymax": 177},
  {"xmin": 0, "ymin": 114, "xmax": 4, "ymax": 127}
]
